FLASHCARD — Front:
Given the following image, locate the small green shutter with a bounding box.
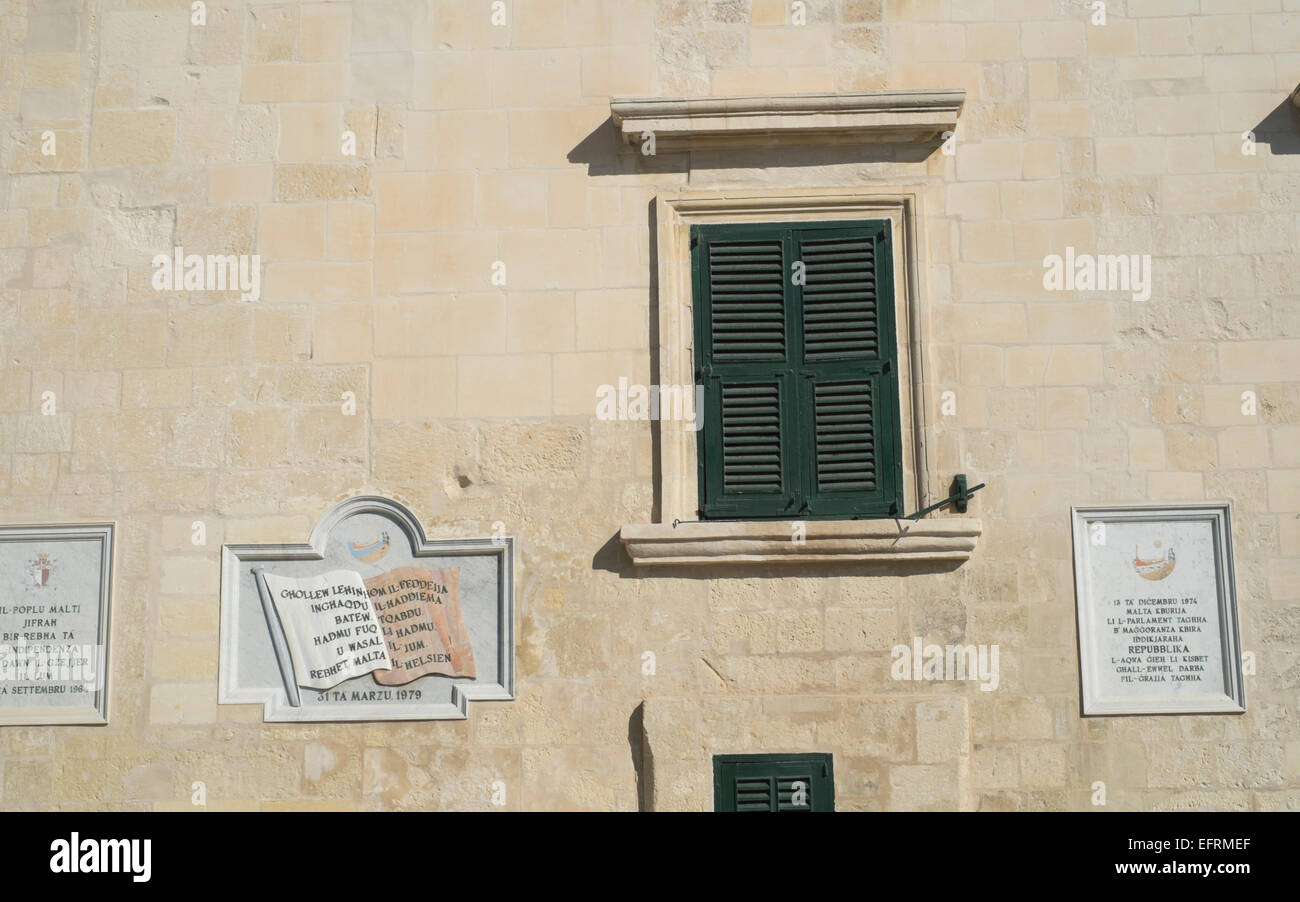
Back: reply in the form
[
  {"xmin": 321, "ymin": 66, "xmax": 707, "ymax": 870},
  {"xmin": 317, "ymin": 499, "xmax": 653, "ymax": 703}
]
[
  {"xmin": 693, "ymin": 220, "xmax": 901, "ymax": 520},
  {"xmin": 714, "ymin": 754, "xmax": 835, "ymax": 812}
]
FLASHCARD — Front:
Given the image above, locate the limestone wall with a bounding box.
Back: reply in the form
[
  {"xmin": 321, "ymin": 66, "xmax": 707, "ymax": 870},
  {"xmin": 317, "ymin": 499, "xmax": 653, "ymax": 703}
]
[{"xmin": 0, "ymin": 0, "xmax": 1296, "ymax": 810}]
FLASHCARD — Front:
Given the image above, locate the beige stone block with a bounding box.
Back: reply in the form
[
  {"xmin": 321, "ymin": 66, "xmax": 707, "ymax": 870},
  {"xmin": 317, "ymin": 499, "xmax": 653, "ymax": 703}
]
[
  {"xmin": 957, "ymin": 141, "xmax": 1022, "ymax": 181},
  {"xmin": 263, "ymin": 262, "xmax": 371, "ymax": 303},
  {"xmin": 575, "ymin": 289, "xmax": 646, "ymax": 350},
  {"xmin": 1028, "ymin": 60, "xmax": 1057, "ymax": 99},
  {"xmin": 1148, "ymin": 471, "xmax": 1204, "ymax": 500},
  {"xmin": 1005, "ymin": 347, "xmax": 1050, "ymax": 386},
  {"xmin": 1205, "ymin": 54, "xmax": 1275, "ymax": 92},
  {"xmin": 513, "ymin": 0, "xmax": 570, "ymax": 45},
  {"xmin": 1133, "ymin": 95, "xmax": 1219, "ymax": 135},
  {"xmin": 152, "ymin": 640, "xmax": 217, "ymax": 682},
  {"xmin": 374, "ymin": 233, "xmax": 498, "ymax": 294},
  {"xmin": 1001, "ymin": 180, "xmax": 1062, "ymax": 220},
  {"xmin": 1273, "ymin": 427, "xmax": 1300, "ymax": 469},
  {"xmin": 942, "ymin": 303, "xmax": 1027, "ymax": 343},
  {"xmin": 1022, "ymin": 142, "xmax": 1061, "ymax": 179},
  {"xmin": 314, "ymin": 303, "xmax": 373, "ymax": 363},
  {"xmin": 102, "ymin": 10, "xmax": 188, "ymax": 67},
  {"xmin": 824, "ymin": 608, "xmax": 898, "ymax": 652},
  {"xmin": 1219, "ymin": 341, "xmax": 1300, "ymax": 383},
  {"xmin": 80, "ymin": 311, "xmax": 167, "ymax": 369},
  {"xmin": 551, "ymin": 350, "xmax": 649, "ymax": 416},
  {"xmin": 435, "ymin": 111, "xmax": 509, "ymax": 169},
  {"xmin": 964, "ymin": 22, "xmax": 1018, "ymax": 59},
  {"xmin": 1086, "ymin": 19, "xmax": 1137, "ymax": 55},
  {"xmin": 953, "ymin": 262, "xmax": 1042, "ymax": 300},
  {"xmin": 1096, "ymin": 137, "xmax": 1167, "ymax": 176},
  {"xmin": 258, "ymin": 203, "xmax": 326, "ymax": 261},
  {"xmin": 24, "ymin": 53, "xmax": 80, "ymax": 89},
  {"xmin": 891, "ymin": 23, "xmax": 963, "ymax": 63},
  {"xmin": 372, "ymin": 358, "xmax": 457, "ymax": 419},
  {"xmin": 960, "ymin": 345, "xmax": 1003, "ymax": 385},
  {"xmin": 413, "ymin": 52, "xmax": 491, "ymax": 110},
  {"xmin": 123, "ymin": 370, "xmax": 191, "ymax": 409},
  {"xmin": 375, "ymin": 171, "xmax": 474, "ymax": 232},
  {"xmin": 1021, "ymin": 21, "xmax": 1084, "ymax": 58},
  {"xmin": 492, "ymin": 49, "xmax": 582, "ymax": 107},
  {"xmin": 457, "ymin": 355, "xmax": 552, "ymax": 418},
  {"xmin": 960, "ymin": 222, "xmax": 1013, "ymax": 262},
  {"xmin": 210, "ymin": 165, "xmax": 272, "ymax": 204},
  {"xmin": 150, "ymin": 684, "xmax": 217, "ymax": 725},
  {"xmin": 278, "ymin": 104, "xmax": 344, "ymax": 162},
  {"xmin": 1026, "ymin": 303, "xmax": 1113, "ymax": 342},
  {"xmin": 241, "ymin": 64, "xmax": 348, "ymax": 103},
  {"xmin": 1165, "ymin": 429, "xmax": 1217, "ymax": 470},
  {"xmin": 1129, "ymin": 428, "xmax": 1165, "ymax": 470},
  {"xmin": 9, "ymin": 129, "xmax": 86, "ymax": 174},
  {"xmin": 1044, "ymin": 347, "xmax": 1103, "ymax": 385},
  {"xmin": 1218, "ymin": 427, "xmax": 1269, "ymax": 469},
  {"xmin": 508, "ymin": 107, "xmax": 606, "ymax": 169},
  {"xmin": 160, "ymin": 555, "xmax": 220, "ymax": 596},
  {"xmin": 1163, "ymin": 174, "xmax": 1256, "ymax": 214},
  {"xmin": 581, "ymin": 46, "xmax": 653, "ymax": 96},
  {"xmin": 300, "ymin": 3, "xmax": 352, "ymax": 61},
  {"xmin": 326, "ymin": 204, "xmax": 374, "ymax": 261},
  {"xmin": 226, "ymin": 408, "xmax": 294, "ymax": 468},
  {"xmin": 275, "ymin": 163, "xmax": 372, "ymax": 202},
  {"xmin": 946, "ymin": 182, "xmax": 1000, "ymax": 220},
  {"xmin": 498, "ymin": 229, "xmax": 600, "ymax": 290},
  {"xmin": 507, "ymin": 293, "xmax": 576, "ymax": 353},
  {"xmin": 1191, "ymin": 15, "xmax": 1252, "ymax": 54},
  {"xmin": 1268, "ymin": 471, "xmax": 1300, "ymax": 512},
  {"xmin": 479, "ymin": 172, "xmax": 549, "ymax": 228},
  {"xmin": 11, "ymin": 454, "xmax": 58, "ymax": 494},
  {"xmin": 91, "ymin": 110, "xmax": 175, "ymax": 168},
  {"xmin": 159, "ymin": 597, "xmax": 220, "ymax": 637}
]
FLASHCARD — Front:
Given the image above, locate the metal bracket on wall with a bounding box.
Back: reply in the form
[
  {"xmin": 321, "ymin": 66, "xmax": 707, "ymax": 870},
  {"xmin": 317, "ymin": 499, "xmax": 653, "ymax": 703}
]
[{"xmin": 904, "ymin": 473, "xmax": 985, "ymax": 520}]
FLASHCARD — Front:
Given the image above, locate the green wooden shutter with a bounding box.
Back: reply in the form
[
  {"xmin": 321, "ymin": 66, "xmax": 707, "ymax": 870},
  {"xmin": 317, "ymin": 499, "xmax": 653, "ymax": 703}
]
[
  {"xmin": 714, "ymin": 754, "xmax": 835, "ymax": 812},
  {"xmin": 693, "ymin": 225, "xmax": 799, "ymax": 518},
  {"xmin": 693, "ymin": 219, "xmax": 902, "ymax": 520},
  {"xmin": 794, "ymin": 222, "xmax": 902, "ymax": 518}
]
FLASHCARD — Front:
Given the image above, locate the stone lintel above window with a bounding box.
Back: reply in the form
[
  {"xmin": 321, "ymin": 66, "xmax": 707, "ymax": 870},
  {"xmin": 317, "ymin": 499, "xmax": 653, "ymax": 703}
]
[{"xmin": 609, "ymin": 90, "xmax": 965, "ymax": 152}]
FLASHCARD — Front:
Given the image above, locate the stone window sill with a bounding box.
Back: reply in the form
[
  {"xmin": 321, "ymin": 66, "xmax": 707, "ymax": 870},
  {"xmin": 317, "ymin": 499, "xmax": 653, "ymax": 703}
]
[{"xmin": 619, "ymin": 518, "xmax": 981, "ymax": 567}]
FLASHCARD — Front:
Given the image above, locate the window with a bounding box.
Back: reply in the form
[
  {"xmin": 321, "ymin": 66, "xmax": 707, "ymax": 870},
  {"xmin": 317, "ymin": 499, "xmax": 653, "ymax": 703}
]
[
  {"xmin": 713, "ymin": 753, "xmax": 835, "ymax": 812},
  {"xmin": 692, "ymin": 220, "xmax": 902, "ymax": 520}
]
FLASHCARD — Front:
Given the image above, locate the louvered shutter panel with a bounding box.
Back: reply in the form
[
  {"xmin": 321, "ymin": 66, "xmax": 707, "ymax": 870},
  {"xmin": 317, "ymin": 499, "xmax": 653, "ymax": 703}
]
[
  {"xmin": 694, "ymin": 226, "xmax": 798, "ymax": 518},
  {"xmin": 714, "ymin": 754, "xmax": 834, "ymax": 812},
  {"xmin": 794, "ymin": 223, "xmax": 902, "ymax": 518}
]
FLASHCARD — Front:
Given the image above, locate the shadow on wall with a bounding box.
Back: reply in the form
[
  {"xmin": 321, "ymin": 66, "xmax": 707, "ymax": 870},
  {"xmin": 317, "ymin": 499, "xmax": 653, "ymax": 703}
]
[
  {"xmin": 1251, "ymin": 98, "xmax": 1300, "ymax": 155},
  {"xmin": 567, "ymin": 115, "xmax": 940, "ymax": 177},
  {"xmin": 628, "ymin": 702, "xmax": 653, "ymax": 812}
]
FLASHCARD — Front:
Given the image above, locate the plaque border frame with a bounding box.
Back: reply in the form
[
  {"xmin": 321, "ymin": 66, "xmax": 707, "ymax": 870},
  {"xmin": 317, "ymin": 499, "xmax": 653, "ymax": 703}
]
[
  {"xmin": 0, "ymin": 522, "xmax": 115, "ymax": 726},
  {"xmin": 1070, "ymin": 502, "xmax": 1245, "ymax": 717},
  {"xmin": 219, "ymin": 495, "xmax": 515, "ymax": 722}
]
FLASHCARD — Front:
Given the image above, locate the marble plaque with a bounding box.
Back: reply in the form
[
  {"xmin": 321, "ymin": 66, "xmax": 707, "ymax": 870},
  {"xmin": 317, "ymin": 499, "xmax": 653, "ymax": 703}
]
[
  {"xmin": 1071, "ymin": 504, "xmax": 1245, "ymax": 716},
  {"xmin": 219, "ymin": 496, "xmax": 514, "ymax": 722},
  {"xmin": 0, "ymin": 523, "xmax": 114, "ymax": 725}
]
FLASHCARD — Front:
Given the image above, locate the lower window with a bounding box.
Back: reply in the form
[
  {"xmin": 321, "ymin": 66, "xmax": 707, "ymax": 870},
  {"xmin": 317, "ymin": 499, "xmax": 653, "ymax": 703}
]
[{"xmin": 713, "ymin": 753, "xmax": 835, "ymax": 812}]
